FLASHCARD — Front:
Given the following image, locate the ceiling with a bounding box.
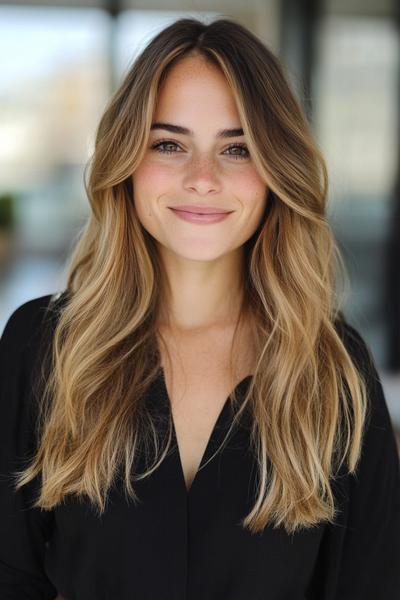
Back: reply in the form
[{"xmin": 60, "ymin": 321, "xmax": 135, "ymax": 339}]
[{"xmin": 0, "ymin": 0, "xmax": 396, "ymax": 18}]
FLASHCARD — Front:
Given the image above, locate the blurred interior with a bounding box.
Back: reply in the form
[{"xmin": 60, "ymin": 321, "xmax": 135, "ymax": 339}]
[{"xmin": 0, "ymin": 0, "xmax": 399, "ymax": 450}]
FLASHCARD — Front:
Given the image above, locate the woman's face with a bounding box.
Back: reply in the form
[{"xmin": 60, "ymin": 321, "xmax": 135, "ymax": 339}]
[{"xmin": 132, "ymin": 54, "xmax": 268, "ymax": 263}]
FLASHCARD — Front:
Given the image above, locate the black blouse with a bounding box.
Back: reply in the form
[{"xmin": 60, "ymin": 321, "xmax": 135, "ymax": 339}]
[{"xmin": 0, "ymin": 293, "xmax": 399, "ymax": 600}]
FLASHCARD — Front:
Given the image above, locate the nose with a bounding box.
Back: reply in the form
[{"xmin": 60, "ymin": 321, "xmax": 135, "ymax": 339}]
[{"xmin": 183, "ymin": 155, "xmax": 221, "ymax": 195}]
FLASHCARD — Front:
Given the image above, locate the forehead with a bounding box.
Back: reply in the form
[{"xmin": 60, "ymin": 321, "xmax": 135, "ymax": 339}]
[
  {"xmin": 154, "ymin": 55, "xmax": 240, "ymax": 126},
  {"xmin": 163, "ymin": 53, "xmax": 220, "ymax": 80}
]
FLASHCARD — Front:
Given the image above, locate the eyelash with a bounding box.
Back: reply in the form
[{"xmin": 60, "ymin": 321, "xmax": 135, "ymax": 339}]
[{"xmin": 150, "ymin": 139, "xmax": 250, "ymax": 160}]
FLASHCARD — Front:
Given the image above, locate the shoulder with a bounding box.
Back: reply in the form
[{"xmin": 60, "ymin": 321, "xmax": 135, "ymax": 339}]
[
  {"xmin": 333, "ymin": 316, "xmax": 374, "ymax": 374},
  {"xmin": 0, "ymin": 291, "xmax": 69, "ymax": 390},
  {"xmin": 316, "ymin": 321, "xmax": 400, "ymax": 596},
  {"xmin": 0, "ymin": 291, "xmax": 69, "ymax": 435},
  {"xmin": 1, "ymin": 291, "xmax": 68, "ymax": 349},
  {"xmin": 333, "ymin": 316, "xmax": 398, "ymax": 453},
  {"xmin": 333, "ymin": 315, "xmax": 381, "ymax": 397},
  {"xmin": 335, "ymin": 317, "xmax": 399, "ymax": 470}
]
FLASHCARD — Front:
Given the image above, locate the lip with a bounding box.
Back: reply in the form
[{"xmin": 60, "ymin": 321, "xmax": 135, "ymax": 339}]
[
  {"xmin": 169, "ymin": 207, "xmax": 232, "ymax": 224},
  {"xmin": 167, "ymin": 205, "xmax": 233, "ymax": 214}
]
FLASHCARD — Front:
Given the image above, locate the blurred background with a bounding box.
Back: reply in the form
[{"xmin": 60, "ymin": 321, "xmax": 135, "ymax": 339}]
[{"xmin": 0, "ymin": 0, "xmax": 399, "ymax": 449}]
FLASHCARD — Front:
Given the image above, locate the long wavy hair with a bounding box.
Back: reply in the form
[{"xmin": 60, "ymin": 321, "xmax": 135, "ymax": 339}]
[{"xmin": 14, "ymin": 16, "xmax": 370, "ymax": 535}]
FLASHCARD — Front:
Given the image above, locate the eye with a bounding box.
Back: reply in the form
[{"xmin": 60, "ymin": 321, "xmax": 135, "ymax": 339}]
[
  {"xmin": 223, "ymin": 143, "xmax": 250, "ymax": 160},
  {"xmin": 150, "ymin": 140, "xmax": 182, "ymax": 155},
  {"xmin": 149, "ymin": 139, "xmax": 250, "ymax": 160}
]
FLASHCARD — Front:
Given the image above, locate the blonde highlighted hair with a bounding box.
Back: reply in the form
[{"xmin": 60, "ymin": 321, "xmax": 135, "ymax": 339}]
[{"xmin": 14, "ymin": 17, "xmax": 370, "ymax": 535}]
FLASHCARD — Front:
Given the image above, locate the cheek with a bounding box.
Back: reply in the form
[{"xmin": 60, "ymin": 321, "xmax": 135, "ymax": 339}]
[
  {"xmin": 134, "ymin": 160, "xmax": 173, "ymax": 196},
  {"xmin": 132, "ymin": 162, "xmax": 179, "ymax": 244},
  {"xmin": 232, "ymin": 171, "xmax": 268, "ymax": 211},
  {"xmin": 132, "ymin": 163, "xmax": 170, "ymax": 219}
]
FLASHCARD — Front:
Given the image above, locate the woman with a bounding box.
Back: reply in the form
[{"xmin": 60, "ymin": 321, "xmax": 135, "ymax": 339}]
[{"xmin": 0, "ymin": 16, "xmax": 399, "ymax": 600}]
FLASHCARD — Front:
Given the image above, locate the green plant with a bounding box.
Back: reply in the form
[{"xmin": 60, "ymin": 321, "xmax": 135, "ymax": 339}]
[{"xmin": 0, "ymin": 193, "xmax": 15, "ymax": 231}]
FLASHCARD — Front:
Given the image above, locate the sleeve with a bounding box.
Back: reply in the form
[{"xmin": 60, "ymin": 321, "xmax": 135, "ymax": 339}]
[
  {"xmin": 308, "ymin": 320, "xmax": 400, "ymax": 599},
  {"xmin": 0, "ymin": 298, "xmax": 59, "ymax": 599}
]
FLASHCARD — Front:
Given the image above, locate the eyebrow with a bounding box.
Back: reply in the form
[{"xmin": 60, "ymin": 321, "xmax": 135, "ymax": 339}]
[{"xmin": 150, "ymin": 122, "xmax": 244, "ymax": 138}]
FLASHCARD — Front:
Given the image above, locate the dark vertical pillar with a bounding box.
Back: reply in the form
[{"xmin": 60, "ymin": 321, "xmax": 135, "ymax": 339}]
[
  {"xmin": 385, "ymin": 0, "xmax": 400, "ymax": 370},
  {"xmin": 278, "ymin": 0, "xmax": 323, "ymax": 125},
  {"xmin": 106, "ymin": 0, "xmax": 121, "ymax": 93}
]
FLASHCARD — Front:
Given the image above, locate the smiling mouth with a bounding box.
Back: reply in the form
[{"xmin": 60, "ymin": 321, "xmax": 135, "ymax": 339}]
[
  {"xmin": 167, "ymin": 207, "xmax": 233, "ymax": 224},
  {"xmin": 169, "ymin": 208, "xmax": 233, "ymax": 215},
  {"xmin": 177, "ymin": 211, "xmax": 227, "ymax": 215},
  {"xmin": 167, "ymin": 205, "xmax": 233, "ymax": 215}
]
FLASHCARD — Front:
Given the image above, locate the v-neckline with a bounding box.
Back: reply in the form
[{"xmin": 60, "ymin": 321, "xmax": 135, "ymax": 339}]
[{"xmin": 157, "ymin": 367, "xmax": 253, "ymax": 496}]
